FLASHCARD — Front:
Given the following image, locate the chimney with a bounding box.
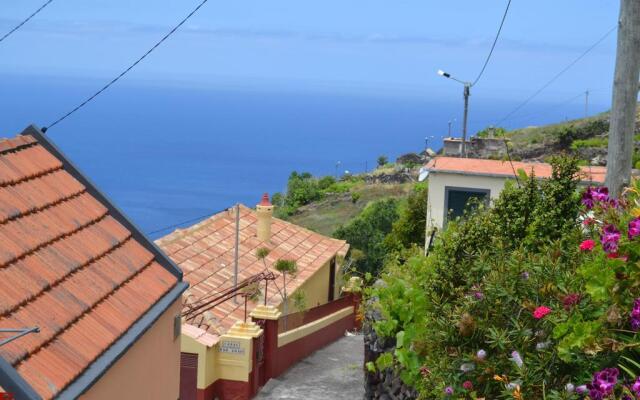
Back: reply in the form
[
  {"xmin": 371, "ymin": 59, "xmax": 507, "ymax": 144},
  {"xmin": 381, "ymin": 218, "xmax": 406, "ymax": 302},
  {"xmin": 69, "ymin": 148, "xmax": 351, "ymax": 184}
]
[{"xmin": 256, "ymin": 193, "xmax": 274, "ymax": 242}]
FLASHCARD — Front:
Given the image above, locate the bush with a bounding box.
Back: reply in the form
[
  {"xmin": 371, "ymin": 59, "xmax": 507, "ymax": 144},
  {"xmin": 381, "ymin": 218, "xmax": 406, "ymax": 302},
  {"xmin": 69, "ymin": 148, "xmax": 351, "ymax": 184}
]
[
  {"xmin": 378, "ymin": 155, "xmax": 389, "ymax": 167},
  {"xmin": 365, "ymin": 157, "xmax": 640, "ymax": 399},
  {"xmin": 334, "ymin": 199, "xmax": 399, "ymax": 275},
  {"xmin": 571, "ymin": 137, "xmax": 608, "ymax": 150},
  {"xmin": 384, "ymin": 183, "xmax": 428, "ymax": 253}
]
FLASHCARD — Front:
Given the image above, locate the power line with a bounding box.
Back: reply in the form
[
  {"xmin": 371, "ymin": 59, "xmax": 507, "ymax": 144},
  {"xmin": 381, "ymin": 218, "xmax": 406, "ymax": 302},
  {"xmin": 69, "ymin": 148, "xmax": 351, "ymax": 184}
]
[
  {"xmin": 494, "ymin": 25, "xmax": 617, "ymax": 126},
  {"xmin": 146, "ymin": 207, "xmax": 228, "ymax": 236},
  {"xmin": 472, "ymin": 0, "xmax": 513, "ymax": 87},
  {"xmin": 43, "ymin": 0, "xmax": 211, "ymax": 132},
  {"xmin": 0, "ymin": 0, "xmax": 54, "ymax": 44}
]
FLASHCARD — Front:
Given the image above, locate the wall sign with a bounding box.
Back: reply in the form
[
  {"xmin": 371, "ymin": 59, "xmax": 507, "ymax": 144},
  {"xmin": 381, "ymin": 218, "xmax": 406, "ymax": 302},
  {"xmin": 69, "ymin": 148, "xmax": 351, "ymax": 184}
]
[{"xmin": 219, "ymin": 340, "xmax": 244, "ymax": 354}]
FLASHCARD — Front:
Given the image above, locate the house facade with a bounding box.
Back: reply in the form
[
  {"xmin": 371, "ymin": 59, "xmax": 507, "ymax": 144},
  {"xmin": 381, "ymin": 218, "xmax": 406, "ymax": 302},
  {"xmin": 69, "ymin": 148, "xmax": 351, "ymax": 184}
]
[
  {"xmin": 156, "ymin": 194, "xmax": 352, "ymax": 400},
  {"xmin": 0, "ymin": 125, "xmax": 188, "ymax": 400},
  {"xmin": 424, "ymin": 157, "xmax": 607, "ymax": 238}
]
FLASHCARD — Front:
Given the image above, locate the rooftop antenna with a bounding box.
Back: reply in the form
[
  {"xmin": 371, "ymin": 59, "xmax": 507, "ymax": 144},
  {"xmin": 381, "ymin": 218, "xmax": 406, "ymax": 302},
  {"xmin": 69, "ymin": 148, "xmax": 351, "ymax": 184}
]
[
  {"xmin": 233, "ymin": 204, "xmax": 240, "ymax": 304},
  {"xmin": 0, "ymin": 327, "xmax": 39, "ymax": 347}
]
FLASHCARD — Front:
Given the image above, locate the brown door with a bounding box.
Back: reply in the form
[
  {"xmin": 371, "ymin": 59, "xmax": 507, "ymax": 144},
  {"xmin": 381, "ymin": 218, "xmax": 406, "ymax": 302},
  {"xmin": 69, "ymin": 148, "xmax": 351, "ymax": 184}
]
[{"xmin": 180, "ymin": 352, "xmax": 198, "ymax": 400}]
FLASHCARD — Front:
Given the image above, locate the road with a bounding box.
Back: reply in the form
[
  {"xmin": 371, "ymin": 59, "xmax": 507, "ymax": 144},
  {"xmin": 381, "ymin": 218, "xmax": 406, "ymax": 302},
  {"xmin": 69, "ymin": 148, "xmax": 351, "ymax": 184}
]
[{"xmin": 255, "ymin": 334, "xmax": 365, "ymax": 399}]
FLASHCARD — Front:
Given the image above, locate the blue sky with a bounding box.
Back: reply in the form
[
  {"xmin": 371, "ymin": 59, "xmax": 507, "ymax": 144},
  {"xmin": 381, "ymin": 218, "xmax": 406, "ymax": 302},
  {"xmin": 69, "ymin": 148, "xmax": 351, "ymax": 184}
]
[{"xmin": 2, "ymin": 0, "xmax": 619, "ymax": 117}]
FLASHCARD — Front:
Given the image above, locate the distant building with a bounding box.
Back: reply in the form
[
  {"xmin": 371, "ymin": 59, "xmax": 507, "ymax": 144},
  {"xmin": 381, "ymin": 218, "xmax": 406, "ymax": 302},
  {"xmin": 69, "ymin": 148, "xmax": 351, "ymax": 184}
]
[
  {"xmin": 442, "ymin": 137, "xmax": 507, "ymax": 158},
  {"xmin": 156, "ymin": 195, "xmax": 349, "ymax": 400},
  {"xmin": 0, "ymin": 126, "xmax": 188, "ymax": 400},
  {"xmin": 423, "ymin": 156, "xmax": 607, "ymax": 238}
]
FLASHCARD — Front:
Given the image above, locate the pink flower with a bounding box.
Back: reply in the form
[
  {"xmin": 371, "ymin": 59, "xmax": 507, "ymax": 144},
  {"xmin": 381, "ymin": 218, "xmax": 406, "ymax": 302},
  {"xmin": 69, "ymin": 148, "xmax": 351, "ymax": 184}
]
[
  {"xmin": 462, "ymin": 381, "xmax": 473, "ymax": 390},
  {"xmin": 533, "ymin": 306, "xmax": 552, "ymax": 319},
  {"xmin": 580, "ymin": 239, "xmax": 595, "ymax": 251}
]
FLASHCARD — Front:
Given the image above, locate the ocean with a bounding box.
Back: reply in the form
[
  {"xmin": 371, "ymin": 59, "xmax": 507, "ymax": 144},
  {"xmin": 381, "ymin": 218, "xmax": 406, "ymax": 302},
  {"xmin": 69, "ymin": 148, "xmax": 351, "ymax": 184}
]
[{"xmin": 0, "ymin": 75, "xmax": 602, "ymax": 238}]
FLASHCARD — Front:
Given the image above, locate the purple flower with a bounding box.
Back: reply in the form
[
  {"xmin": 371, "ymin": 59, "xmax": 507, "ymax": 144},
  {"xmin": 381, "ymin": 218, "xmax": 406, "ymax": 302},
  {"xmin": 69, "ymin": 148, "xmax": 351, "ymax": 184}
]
[
  {"xmin": 444, "ymin": 386, "xmax": 454, "ymax": 396},
  {"xmin": 476, "ymin": 349, "xmax": 487, "ymax": 360},
  {"xmin": 629, "ymin": 218, "xmax": 640, "ymax": 240},
  {"xmin": 630, "ymin": 298, "xmax": 640, "ymax": 332},
  {"xmin": 586, "ymin": 368, "xmax": 619, "ymax": 400},
  {"xmin": 576, "ymin": 385, "xmax": 588, "ymax": 394},
  {"xmin": 521, "ymin": 271, "xmax": 530, "ymax": 280},
  {"xmin": 582, "ymin": 186, "xmax": 610, "ymax": 209},
  {"xmin": 474, "ymin": 291, "xmax": 484, "ymax": 300},
  {"xmin": 632, "ymin": 376, "xmax": 640, "ymax": 396},
  {"xmin": 510, "ymin": 351, "xmax": 523, "ymax": 368},
  {"xmin": 601, "ymin": 224, "xmax": 621, "ymax": 254}
]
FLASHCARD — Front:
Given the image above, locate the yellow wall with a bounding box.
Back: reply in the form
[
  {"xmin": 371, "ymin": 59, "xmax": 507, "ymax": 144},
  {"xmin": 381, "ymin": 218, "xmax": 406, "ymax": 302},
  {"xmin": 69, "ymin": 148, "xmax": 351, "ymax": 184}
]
[
  {"xmin": 181, "ymin": 334, "xmax": 219, "ymax": 390},
  {"xmin": 281, "ymin": 258, "xmax": 341, "ymax": 314},
  {"xmin": 81, "ymin": 299, "xmax": 182, "ymax": 400},
  {"xmin": 277, "ymin": 306, "xmax": 353, "ymax": 347}
]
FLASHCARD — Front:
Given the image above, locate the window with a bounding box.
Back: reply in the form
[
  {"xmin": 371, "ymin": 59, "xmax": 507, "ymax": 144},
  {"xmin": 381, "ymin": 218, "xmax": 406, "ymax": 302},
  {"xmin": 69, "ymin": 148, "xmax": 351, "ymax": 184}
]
[{"xmin": 444, "ymin": 186, "xmax": 490, "ymax": 223}]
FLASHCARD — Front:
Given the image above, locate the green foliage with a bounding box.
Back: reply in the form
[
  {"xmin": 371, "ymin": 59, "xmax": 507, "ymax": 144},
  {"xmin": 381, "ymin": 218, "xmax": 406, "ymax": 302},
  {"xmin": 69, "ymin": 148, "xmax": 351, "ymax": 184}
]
[
  {"xmin": 384, "ymin": 183, "xmax": 428, "ymax": 253},
  {"xmin": 476, "ymin": 126, "xmax": 507, "ymax": 138},
  {"xmin": 377, "ymin": 155, "xmax": 389, "ymax": 167},
  {"xmin": 291, "ymin": 290, "xmax": 307, "ymax": 312},
  {"xmin": 365, "ymin": 157, "xmax": 640, "ymax": 398},
  {"xmin": 274, "ymin": 259, "xmax": 298, "ymax": 275},
  {"xmin": 571, "ymin": 136, "xmax": 608, "ymax": 150},
  {"xmin": 351, "ymin": 192, "xmax": 361, "ymax": 204},
  {"xmin": 334, "ymin": 199, "xmax": 400, "ymax": 275},
  {"xmin": 256, "ymin": 247, "xmax": 270, "ymax": 260}
]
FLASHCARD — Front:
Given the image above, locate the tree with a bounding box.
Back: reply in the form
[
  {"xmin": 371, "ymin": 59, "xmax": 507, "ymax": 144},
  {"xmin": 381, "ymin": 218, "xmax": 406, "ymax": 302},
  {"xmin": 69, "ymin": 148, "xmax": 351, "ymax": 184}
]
[
  {"xmin": 384, "ymin": 183, "xmax": 428, "ymax": 252},
  {"xmin": 334, "ymin": 199, "xmax": 399, "ymax": 275},
  {"xmin": 274, "ymin": 259, "xmax": 298, "ymax": 326},
  {"xmin": 377, "ymin": 155, "xmax": 388, "ymax": 167}
]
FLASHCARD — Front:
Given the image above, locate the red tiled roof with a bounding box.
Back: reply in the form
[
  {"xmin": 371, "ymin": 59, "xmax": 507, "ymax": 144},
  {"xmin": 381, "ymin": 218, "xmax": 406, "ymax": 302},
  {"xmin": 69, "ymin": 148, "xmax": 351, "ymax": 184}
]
[
  {"xmin": 156, "ymin": 205, "xmax": 349, "ymax": 337},
  {"xmin": 425, "ymin": 157, "xmax": 606, "ymax": 183},
  {"xmin": 0, "ymin": 134, "xmax": 180, "ymax": 399}
]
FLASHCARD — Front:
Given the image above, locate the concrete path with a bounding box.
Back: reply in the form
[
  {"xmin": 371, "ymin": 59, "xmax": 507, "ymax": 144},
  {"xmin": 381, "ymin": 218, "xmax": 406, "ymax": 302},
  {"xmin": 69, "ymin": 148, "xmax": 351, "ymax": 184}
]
[{"xmin": 255, "ymin": 334, "xmax": 365, "ymax": 399}]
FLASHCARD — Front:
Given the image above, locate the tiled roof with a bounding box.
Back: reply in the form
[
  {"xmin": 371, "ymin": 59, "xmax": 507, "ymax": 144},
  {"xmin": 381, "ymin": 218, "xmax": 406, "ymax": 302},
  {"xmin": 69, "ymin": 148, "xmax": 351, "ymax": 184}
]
[
  {"xmin": 0, "ymin": 132, "xmax": 183, "ymax": 399},
  {"xmin": 425, "ymin": 157, "xmax": 606, "ymax": 183},
  {"xmin": 156, "ymin": 205, "xmax": 349, "ymax": 338}
]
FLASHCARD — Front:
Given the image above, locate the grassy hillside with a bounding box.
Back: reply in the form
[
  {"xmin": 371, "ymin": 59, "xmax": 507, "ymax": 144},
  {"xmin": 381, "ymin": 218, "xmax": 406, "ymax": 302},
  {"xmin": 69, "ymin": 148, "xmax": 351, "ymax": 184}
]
[{"xmin": 285, "ymin": 182, "xmax": 414, "ymax": 236}]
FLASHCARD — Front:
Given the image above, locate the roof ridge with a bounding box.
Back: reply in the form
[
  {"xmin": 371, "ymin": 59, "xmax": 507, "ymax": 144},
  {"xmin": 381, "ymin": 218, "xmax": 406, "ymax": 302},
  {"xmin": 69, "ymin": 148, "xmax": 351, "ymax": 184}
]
[{"xmin": 13, "ymin": 256, "xmax": 156, "ymax": 368}]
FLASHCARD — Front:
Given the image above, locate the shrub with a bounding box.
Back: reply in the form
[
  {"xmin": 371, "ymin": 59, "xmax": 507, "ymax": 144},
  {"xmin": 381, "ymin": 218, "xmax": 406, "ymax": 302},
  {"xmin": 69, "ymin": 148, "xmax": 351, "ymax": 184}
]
[
  {"xmin": 384, "ymin": 183, "xmax": 428, "ymax": 253},
  {"xmin": 334, "ymin": 199, "xmax": 399, "ymax": 275},
  {"xmin": 365, "ymin": 157, "xmax": 640, "ymax": 399},
  {"xmin": 378, "ymin": 155, "xmax": 389, "ymax": 167}
]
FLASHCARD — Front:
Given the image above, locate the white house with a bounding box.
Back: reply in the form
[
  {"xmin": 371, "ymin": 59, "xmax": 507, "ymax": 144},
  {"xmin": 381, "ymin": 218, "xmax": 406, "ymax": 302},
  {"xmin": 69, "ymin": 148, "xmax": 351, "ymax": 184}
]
[{"xmin": 422, "ymin": 157, "xmax": 607, "ymax": 244}]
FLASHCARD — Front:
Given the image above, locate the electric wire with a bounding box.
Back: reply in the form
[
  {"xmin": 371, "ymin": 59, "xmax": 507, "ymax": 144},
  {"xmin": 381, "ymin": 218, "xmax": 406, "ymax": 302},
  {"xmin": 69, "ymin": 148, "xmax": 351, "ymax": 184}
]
[
  {"xmin": 0, "ymin": 0, "xmax": 54, "ymax": 44},
  {"xmin": 494, "ymin": 26, "xmax": 616, "ymax": 127},
  {"xmin": 146, "ymin": 207, "xmax": 228, "ymax": 236},
  {"xmin": 43, "ymin": 0, "xmax": 211, "ymax": 131},
  {"xmin": 494, "ymin": 26, "xmax": 615, "ymax": 184},
  {"xmin": 471, "ymin": 0, "xmax": 512, "ymax": 87}
]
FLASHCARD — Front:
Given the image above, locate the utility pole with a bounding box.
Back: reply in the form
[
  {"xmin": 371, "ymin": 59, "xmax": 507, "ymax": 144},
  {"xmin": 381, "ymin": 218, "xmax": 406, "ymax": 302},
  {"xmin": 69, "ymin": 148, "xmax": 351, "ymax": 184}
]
[
  {"xmin": 233, "ymin": 204, "xmax": 240, "ymax": 304},
  {"xmin": 605, "ymin": 0, "xmax": 640, "ymax": 197},
  {"xmin": 462, "ymin": 83, "xmax": 470, "ymax": 157},
  {"xmin": 585, "ymin": 90, "xmax": 590, "ymax": 118},
  {"xmin": 448, "ymin": 120, "xmax": 453, "ymax": 137}
]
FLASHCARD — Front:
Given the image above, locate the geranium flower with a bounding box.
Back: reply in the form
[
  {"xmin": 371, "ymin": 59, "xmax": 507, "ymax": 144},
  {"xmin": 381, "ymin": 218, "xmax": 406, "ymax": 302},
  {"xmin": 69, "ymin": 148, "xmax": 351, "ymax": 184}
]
[
  {"xmin": 533, "ymin": 306, "xmax": 552, "ymax": 319},
  {"xmin": 629, "ymin": 218, "xmax": 640, "ymax": 239},
  {"xmin": 586, "ymin": 368, "xmax": 618, "ymax": 400},
  {"xmin": 601, "ymin": 224, "xmax": 621, "ymax": 254},
  {"xmin": 462, "ymin": 381, "xmax": 473, "ymax": 390},
  {"xmin": 579, "ymin": 239, "xmax": 595, "ymax": 251},
  {"xmin": 582, "ymin": 186, "xmax": 610, "ymax": 209}
]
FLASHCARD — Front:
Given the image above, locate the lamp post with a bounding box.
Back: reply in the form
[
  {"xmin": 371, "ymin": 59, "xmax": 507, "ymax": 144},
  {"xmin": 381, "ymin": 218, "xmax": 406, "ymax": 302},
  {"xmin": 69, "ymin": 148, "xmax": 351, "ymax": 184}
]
[
  {"xmin": 438, "ymin": 69, "xmax": 471, "ymax": 157},
  {"xmin": 447, "ymin": 118, "xmax": 456, "ymax": 137},
  {"xmin": 335, "ymin": 161, "xmax": 341, "ymax": 179}
]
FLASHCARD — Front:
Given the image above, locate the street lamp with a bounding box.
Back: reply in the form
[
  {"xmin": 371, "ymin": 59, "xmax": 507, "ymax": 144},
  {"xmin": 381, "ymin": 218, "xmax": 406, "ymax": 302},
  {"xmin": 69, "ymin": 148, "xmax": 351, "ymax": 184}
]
[
  {"xmin": 438, "ymin": 69, "xmax": 471, "ymax": 157},
  {"xmin": 448, "ymin": 118, "xmax": 456, "ymax": 137}
]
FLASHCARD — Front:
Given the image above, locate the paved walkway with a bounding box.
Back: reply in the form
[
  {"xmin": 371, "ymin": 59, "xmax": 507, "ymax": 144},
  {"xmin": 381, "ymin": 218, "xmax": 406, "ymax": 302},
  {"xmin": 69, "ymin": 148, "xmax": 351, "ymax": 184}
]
[{"xmin": 255, "ymin": 334, "xmax": 365, "ymax": 399}]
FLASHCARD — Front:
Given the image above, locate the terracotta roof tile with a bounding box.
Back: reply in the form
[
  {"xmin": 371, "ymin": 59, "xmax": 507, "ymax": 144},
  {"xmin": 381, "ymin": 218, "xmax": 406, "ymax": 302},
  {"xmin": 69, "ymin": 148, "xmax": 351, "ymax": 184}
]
[
  {"xmin": 157, "ymin": 204, "xmax": 348, "ymax": 337},
  {"xmin": 425, "ymin": 156, "xmax": 607, "ymax": 183},
  {"xmin": 0, "ymin": 135, "xmax": 180, "ymax": 399}
]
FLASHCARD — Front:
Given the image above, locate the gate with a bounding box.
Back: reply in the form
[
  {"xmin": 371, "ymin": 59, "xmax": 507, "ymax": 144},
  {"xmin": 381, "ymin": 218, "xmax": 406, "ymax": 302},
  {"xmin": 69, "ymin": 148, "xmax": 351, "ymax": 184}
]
[{"xmin": 180, "ymin": 352, "xmax": 198, "ymax": 400}]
